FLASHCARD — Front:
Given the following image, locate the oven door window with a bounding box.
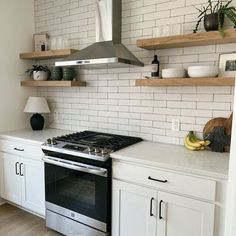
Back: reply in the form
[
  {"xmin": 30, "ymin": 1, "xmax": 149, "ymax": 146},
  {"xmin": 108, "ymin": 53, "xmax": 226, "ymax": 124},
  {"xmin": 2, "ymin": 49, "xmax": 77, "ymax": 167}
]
[{"xmin": 45, "ymin": 163, "xmax": 108, "ymax": 223}]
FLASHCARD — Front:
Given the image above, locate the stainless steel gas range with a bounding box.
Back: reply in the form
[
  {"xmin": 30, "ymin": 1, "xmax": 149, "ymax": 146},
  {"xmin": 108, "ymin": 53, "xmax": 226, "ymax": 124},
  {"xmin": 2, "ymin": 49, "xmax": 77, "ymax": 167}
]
[{"xmin": 42, "ymin": 131, "xmax": 142, "ymax": 236}]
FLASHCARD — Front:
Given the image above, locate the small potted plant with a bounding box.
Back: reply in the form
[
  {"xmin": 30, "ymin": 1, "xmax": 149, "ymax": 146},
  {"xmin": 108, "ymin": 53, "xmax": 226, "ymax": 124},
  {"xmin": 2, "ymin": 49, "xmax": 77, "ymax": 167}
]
[
  {"xmin": 26, "ymin": 65, "xmax": 50, "ymax": 81},
  {"xmin": 193, "ymin": 0, "xmax": 236, "ymax": 35}
]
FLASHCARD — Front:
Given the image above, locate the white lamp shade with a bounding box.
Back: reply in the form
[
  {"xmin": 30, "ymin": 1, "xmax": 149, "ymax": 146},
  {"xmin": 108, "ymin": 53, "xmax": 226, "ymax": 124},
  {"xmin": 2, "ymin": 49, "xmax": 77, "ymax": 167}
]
[{"xmin": 24, "ymin": 97, "xmax": 50, "ymax": 114}]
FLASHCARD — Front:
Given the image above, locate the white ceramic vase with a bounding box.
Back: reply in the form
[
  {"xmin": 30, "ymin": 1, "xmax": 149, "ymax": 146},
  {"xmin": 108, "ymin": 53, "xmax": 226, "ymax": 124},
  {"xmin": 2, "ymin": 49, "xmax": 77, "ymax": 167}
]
[{"xmin": 33, "ymin": 71, "xmax": 48, "ymax": 81}]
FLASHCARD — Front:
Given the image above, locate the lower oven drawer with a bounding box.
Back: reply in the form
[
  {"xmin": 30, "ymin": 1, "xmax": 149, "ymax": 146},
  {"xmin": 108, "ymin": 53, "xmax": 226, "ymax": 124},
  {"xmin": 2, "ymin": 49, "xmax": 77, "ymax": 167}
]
[{"xmin": 46, "ymin": 209, "xmax": 108, "ymax": 236}]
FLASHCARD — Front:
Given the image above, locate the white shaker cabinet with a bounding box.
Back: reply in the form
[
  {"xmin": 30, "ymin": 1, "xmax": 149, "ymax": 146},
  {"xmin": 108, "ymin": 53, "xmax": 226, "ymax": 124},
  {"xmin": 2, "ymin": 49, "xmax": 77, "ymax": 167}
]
[
  {"xmin": 112, "ymin": 161, "xmax": 216, "ymax": 236},
  {"xmin": 157, "ymin": 192, "xmax": 214, "ymax": 236},
  {"xmin": 0, "ymin": 153, "xmax": 22, "ymax": 205},
  {"xmin": 112, "ymin": 180, "xmax": 157, "ymax": 236},
  {"xmin": 21, "ymin": 157, "xmax": 45, "ymax": 215},
  {"xmin": 0, "ymin": 138, "xmax": 45, "ymax": 216}
]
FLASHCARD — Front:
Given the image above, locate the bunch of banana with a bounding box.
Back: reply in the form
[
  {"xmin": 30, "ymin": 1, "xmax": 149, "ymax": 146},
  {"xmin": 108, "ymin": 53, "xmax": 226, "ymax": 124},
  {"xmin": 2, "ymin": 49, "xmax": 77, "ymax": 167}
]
[{"xmin": 184, "ymin": 131, "xmax": 211, "ymax": 151}]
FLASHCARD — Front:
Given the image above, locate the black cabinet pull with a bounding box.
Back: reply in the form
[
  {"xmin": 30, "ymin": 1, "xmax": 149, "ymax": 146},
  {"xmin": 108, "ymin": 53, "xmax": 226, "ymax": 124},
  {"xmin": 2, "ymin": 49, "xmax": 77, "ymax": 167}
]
[
  {"xmin": 148, "ymin": 176, "xmax": 168, "ymax": 183},
  {"xmin": 159, "ymin": 200, "xmax": 164, "ymax": 220},
  {"xmin": 150, "ymin": 197, "xmax": 154, "ymax": 216},
  {"xmin": 15, "ymin": 162, "xmax": 20, "ymax": 175},
  {"xmin": 20, "ymin": 163, "xmax": 24, "ymax": 176},
  {"xmin": 14, "ymin": 148, "xmax": 24, "ymax": 152}
]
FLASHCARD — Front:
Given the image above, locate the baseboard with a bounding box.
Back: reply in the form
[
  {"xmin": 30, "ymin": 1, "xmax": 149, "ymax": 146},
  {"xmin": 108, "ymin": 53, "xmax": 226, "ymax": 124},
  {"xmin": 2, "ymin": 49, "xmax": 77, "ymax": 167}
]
[{"xmin": 3, "ymin": 201, "xmax": 45, "ymax": 219}]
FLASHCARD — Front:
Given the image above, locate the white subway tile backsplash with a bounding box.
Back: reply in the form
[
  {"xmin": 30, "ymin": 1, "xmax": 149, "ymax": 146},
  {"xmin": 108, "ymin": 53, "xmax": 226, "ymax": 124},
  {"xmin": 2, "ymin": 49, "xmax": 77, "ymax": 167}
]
[
  {"xmin": 141, "ymin": 100, "xmax": 167, "ymax": 108},
  {"xmin": 181, "ymin": 124, "xmax": 203, "ymax": 132},
  {"xmin": 154, "ymin": 94, "xmax": 181, "ymax": 101},
  {"xmin": 167, "ymin": 101, "xmax": 196, "ymax": 109},
  {"xmin": 214, "ymin": 94, "xmax": 235, "ymax": 102},
  {"xmin": 171, "ymin": 6, "xmax": 195, "ymax": 17},
  {"xmin": 181, "ymin": 109, "xmax": 213, "ymax": 117},
  {"xmin": 182, "ymin": 94, "xmax": 213, "ymax": 102},
  {"xmin": 157, "ymin": 0, "xmax": 185, "ymax": 12},
  {"xmin": 183, "ymin": 45, "xmax": 216, "ymax": 55},
  {"xmin": 213, "ymin": 110, "xmax": 233, "ymax": 117},
  {"xmin": 197, "ymin": 86, "xmax": 232, "ymax": 94},
  {"xmin": 36, "ymin": 0, "xmax": 235, "ymax": 145},
  {"xmin": 153, "ymin": 135, "xmax": 180, "ymax": 145},
  {"xmin": 169, "ymin": 54, "xmax": 198, "ymax": 64},
  {"xmin": 141, "ymin": 113, "xmax": 166, "ymax": 121},
  {"xmin": 197, "ymin": 102, "xmax": 231, "ymax": 110},
  {"xmin": 154, "ymin": 108, "xmax": 181, "ymax": 116}
]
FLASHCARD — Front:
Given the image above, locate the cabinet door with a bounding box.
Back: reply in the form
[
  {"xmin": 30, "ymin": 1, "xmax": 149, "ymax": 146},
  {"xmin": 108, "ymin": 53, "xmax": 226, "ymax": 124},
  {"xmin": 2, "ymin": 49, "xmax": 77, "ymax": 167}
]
[
  {"xmin": 112, "ymin": 180, "xmax": 157, "ymax": 236},
  {"xmin": 21, "ymin": 158, "xmax": 45, "ymax": 216},
  {"xmin": 0, "ymin": 152, "xmax": 21, "ymax": 205},
  {"xmin": 157, "ymin": 192, "xmax": 215, "ymax": 236}
]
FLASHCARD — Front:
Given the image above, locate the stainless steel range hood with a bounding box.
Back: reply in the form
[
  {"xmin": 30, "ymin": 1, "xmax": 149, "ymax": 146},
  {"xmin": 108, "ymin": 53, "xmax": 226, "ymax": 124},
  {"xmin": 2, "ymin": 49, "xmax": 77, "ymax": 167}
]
[{"xmin": 55, "ymin": 0, "xmax": 144, "ymax": 68}]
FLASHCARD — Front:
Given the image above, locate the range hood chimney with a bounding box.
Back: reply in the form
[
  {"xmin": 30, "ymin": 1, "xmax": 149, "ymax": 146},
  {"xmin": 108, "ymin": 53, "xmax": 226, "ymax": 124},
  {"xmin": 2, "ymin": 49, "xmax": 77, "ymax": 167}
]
[{"xmin": 55, "ymin": 0, "xmax": 144, "ymax": 69}]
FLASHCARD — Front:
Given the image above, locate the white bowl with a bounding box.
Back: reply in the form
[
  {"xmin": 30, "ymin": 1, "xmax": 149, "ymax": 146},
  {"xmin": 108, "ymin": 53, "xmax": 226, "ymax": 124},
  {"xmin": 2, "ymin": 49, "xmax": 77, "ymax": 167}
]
[
  {"xmin": 162, "ymin": 68, "xmax": 186, "ymax": 78},
  {"xmin": 188, "ymin": 66, "xmax": 218, "ymax": 78}
]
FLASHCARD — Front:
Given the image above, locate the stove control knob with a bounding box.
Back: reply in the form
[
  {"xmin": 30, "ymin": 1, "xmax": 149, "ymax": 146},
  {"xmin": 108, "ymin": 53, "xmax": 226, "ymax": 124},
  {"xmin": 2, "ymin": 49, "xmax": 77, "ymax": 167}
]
[
  {"xmin": 101, "ymin": 148, "xmax": 108, "ymax": 155},
  {"xmin": 47, "ymin": 138, "xmax": 52, "ymax": 145},
  {"xmin": 51, "ymin": 138, "xmax": 57, "ymax": 145},
  {"xmin": 87, "ymin": 146, "xmax": 94, "ymax": 153},
  {"xmin": 94, "ymin": 147, "xmax": 101, "ymax": 154}
]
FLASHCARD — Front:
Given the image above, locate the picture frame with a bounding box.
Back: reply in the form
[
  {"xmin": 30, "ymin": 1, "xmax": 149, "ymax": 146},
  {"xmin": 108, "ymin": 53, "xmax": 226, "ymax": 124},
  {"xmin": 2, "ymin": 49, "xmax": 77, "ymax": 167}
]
[
  {"xmin": 219, "ymin": 52, "xmax": 236, "ymax": 77},
  {"xmin": 33, "ymin": 33, "xmax": 49, "ymax": 52}
]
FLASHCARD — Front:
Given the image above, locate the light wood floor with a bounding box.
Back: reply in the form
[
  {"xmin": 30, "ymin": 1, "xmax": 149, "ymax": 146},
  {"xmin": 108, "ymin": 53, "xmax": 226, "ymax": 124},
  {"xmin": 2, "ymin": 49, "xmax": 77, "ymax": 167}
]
[{"xmin": 0, "ymin": 203, "xmax": 62, "ymax": 236}]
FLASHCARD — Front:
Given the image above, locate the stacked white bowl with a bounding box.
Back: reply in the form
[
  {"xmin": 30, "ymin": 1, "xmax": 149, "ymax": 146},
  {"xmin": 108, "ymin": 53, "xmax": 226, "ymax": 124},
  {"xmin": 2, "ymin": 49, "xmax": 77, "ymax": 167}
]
[
  {"xmin": 162, "ymin": 68, "xmax": 186, "ymax": 78},
  {"xmin": 188, "ymin": 66, "xmax": 218, "ymax": 78}
]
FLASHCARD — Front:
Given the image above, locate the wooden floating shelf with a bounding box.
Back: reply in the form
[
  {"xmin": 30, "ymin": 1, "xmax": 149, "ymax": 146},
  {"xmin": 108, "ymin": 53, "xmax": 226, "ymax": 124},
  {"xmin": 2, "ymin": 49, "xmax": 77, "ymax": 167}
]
[
  {"xmin": 21, "ymin": 80, "xmax": 86, "ymax": 87},
  {"xmin": 135, "ymin": 77, "xmax": 235, "ymax": 86},
  {"xmin": 19, "ymin": 49, "xmax": 78, "ymax": 60},
  {"xmin": 137, "ymin": 28, "xmax": 236, "ymax": 50}
]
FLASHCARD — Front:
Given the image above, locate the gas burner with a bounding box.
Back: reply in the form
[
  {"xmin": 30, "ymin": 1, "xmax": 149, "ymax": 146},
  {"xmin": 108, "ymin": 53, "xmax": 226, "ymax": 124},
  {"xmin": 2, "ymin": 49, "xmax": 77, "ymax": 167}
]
[{"xmin": 42, "ymin": 131, "xmax": 142, "ymax": 162}]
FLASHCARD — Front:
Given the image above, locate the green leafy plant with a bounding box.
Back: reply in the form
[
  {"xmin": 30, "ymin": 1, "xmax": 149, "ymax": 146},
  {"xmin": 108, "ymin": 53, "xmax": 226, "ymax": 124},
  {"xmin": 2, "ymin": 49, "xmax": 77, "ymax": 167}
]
[
  {"xmin": 25, "ymin": 65, "xmax": 50, "ymax": 77},
  {"xmin": 193, "ymin": 0, "xmax": 236, "ymax": 35}
]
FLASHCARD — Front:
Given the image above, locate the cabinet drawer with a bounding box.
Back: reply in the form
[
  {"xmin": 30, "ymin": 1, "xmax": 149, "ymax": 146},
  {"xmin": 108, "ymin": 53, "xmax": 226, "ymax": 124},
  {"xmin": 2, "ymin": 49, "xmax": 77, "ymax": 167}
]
[
  {"xmin": 113, "ymin": 161, "xmax": 216, "ymax": 201},
  {"xmin": 0, "ymin": 139, "xmax": 43, "ymax": 160}
]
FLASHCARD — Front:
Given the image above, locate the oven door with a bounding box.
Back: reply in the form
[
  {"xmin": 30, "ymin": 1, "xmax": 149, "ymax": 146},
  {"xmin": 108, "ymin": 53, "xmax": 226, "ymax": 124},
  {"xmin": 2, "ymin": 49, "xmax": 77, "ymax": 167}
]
[{"xmin": 43, "ymin": 156, "xmax": 110, "ymax": 232}]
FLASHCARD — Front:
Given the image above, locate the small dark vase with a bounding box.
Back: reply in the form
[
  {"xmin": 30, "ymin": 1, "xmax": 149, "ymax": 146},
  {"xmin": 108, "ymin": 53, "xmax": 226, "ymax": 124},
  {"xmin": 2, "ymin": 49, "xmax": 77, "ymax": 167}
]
[
  {"xmin": 63, "ymin": 67, "xmax": 75, "ymax": 81},
  {"xmin": 51, "ymin": 67, "xmax": 63, "ymax": 80},
  {"xmin": 204, "ymin": 13, "xmax": 224, "ymax": 32}
]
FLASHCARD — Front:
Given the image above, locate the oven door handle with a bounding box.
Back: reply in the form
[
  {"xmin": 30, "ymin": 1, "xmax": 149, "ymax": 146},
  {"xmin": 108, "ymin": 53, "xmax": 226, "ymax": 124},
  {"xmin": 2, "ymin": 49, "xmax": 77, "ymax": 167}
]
[{"xmin": 43, "ymin": 156, "xmax": 108, "ymax": 177}]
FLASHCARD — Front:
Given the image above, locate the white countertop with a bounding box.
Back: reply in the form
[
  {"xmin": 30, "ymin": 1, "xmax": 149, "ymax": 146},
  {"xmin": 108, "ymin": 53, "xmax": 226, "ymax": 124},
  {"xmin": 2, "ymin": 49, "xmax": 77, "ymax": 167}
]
[
  {"xmin": 111, "ymin": 141, "xmax": 229, "ymax": 180},
  {"xmin": 0, "ymin": 129, "xmax": 70, "ymax": 145},
  {"xmin": 0, "ymin": 129, "xmax": 229, "ymax": 179}
]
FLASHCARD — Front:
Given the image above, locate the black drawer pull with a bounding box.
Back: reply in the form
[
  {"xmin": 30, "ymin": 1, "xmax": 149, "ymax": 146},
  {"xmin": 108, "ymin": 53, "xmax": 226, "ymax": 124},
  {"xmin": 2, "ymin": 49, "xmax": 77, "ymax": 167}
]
[
  {"xmin": 159, "ymin": 200, "xmax": 164, "ymax": 220},
  {"xmin": 20, "ymin": 163, "xmax": 24, "ymax": 176},
  {"xmin": 148, "ymin": 176, "xmax": 168, "ymax": 183},
  {"xmin": 15, "ymin": 162, "xmax": 20, "ymax": 175},
  {"xmin": 150, "ymin": 197, "xmax": 154, "ymax": 216},
  {"xmin": 14, "ymin": 148, "xmax": 24, "ymax": 152}
]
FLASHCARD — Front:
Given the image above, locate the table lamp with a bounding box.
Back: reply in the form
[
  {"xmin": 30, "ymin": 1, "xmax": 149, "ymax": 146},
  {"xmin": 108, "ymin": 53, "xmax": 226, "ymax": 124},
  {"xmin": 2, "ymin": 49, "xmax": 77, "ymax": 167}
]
[{"xmin": 24, "ymin": 97, "xmax": 50, "ymax": 130}]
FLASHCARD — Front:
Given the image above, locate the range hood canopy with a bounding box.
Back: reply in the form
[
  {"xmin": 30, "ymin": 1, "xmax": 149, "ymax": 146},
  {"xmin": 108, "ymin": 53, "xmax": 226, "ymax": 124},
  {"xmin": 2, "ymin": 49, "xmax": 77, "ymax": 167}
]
[{"xmin": 56, "ymin": 0, "xmax": 144, "ymax": 69}]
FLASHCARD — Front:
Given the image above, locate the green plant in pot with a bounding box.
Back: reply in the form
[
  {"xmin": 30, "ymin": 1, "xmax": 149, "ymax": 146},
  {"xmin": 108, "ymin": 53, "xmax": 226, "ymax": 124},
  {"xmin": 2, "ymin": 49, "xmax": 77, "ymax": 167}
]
[
  {"xmin": 26, "ymin": 65, "xmax": 50, "ymax": 81},
  {"xmin": 193, "ymin": 0, "xmax": 236, "ymax": 35}
]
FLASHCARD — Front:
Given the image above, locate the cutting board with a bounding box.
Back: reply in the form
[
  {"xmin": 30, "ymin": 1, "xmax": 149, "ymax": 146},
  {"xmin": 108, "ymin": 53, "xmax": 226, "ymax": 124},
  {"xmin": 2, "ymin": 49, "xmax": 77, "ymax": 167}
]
[
  {"xmin": 203, "ymin": 112, "xmax": 233, "ymax": 152},
  {"xmin": 203, "ymin": 112, "xmax": 233, "ymax": 137}
]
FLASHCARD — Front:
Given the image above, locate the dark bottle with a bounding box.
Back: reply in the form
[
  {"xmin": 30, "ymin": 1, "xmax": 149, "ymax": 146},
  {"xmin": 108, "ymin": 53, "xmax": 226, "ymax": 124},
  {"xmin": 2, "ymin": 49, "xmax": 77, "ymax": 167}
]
[
  {"xmin": 151, "ymin": 55, "xmax": 160, "ymax": 77},
  {"xmin": 41, "ymin": 43, "xmax": 46, "ymax": 51}
]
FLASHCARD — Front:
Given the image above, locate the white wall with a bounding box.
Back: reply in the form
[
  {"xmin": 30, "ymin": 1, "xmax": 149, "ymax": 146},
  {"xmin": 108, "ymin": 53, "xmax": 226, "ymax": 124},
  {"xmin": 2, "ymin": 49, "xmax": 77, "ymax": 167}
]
[
  {"xmin": 224, "ymin": 83, "xmax": 236, "ymax": 236},
  {"xmin": 0, "ymin": 0, "xmax": 36, "ymax": 132},
  {"xmin": 35, "ymin": 0, "xmax": 235, "ymax": 144}
]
